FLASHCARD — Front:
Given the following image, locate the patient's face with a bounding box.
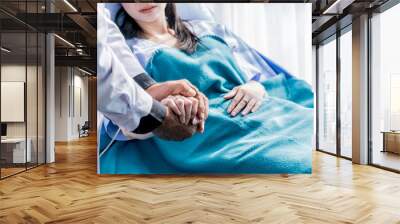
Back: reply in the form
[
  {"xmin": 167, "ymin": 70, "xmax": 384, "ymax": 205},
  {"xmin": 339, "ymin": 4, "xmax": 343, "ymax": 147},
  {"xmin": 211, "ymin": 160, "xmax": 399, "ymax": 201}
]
[{"xmin": 122, "ymin": 3, "xmax": 167, "ymax": 23}]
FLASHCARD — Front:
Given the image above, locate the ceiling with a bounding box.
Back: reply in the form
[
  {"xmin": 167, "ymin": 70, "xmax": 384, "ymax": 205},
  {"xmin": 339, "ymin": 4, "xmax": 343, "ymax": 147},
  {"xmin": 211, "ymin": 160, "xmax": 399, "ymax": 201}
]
[
  {"xmin": 0, "ymin": 0, "xmax": 97, "ymax": 73},
  {"xmin": 311, "ymin": 0, "xmax": 391, "ymax": 44}
]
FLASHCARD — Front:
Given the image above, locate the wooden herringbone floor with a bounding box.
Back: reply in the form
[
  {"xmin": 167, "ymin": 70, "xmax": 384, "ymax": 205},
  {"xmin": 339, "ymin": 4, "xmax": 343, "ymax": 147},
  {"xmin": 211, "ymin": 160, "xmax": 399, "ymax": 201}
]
[{"xmin": 1, "ymin": 135, "xmax": 400, "ymax": 224}]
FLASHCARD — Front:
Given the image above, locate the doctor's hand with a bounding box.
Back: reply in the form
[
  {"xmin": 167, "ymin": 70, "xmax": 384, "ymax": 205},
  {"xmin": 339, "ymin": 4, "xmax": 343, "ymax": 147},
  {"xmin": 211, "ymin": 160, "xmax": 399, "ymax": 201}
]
[
  {"xmin": 161, "ymin": 95, "xmax": 205, "ymax": 133},
  {"xmin": 147, "ymin": 79, "xmax": 197, "ymax": 101},
  {"xmin": 224, "ymin": 81, "xmax": 267, "ymax": 117},
  {"xmin": 153, "ymin": 107, "xmax": 197, "ymax": 141},
  {"xmin": 147, "ymin": 79, "xmax": 208, "ymax": 131}
]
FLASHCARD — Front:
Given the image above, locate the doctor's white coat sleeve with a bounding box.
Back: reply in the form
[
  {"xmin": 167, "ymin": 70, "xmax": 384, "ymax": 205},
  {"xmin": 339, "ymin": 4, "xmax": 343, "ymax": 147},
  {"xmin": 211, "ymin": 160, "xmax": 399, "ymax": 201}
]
[
  {"xmin": 103, "ymin": 4, "xmax": 156, "ymax": 88},
  {"xmin": 97, "ymin": 4, "xmax": 165, "ymax": 133}
]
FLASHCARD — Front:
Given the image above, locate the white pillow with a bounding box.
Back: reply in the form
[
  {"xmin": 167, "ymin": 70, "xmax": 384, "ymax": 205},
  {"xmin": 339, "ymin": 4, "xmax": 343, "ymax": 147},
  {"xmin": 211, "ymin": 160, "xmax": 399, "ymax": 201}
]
[
  {"xmin": 104, "ymin": 3, "xmax": 121, "ymax": 22},
  {"xmin": 176, "ymin": 3, "xmax": 215, "ymax": 21},
  {"xmin": 104, "ymin": 3, "xmax": 215, "ymax": 22}
]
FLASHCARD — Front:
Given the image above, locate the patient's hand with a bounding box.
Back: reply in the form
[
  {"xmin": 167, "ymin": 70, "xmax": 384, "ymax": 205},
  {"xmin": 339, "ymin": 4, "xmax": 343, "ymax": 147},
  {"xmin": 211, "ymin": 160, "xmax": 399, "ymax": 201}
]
[
  {"xmin": 153, "ymin": 107, "xmax": 197, "ymax": 141},
  {"xmin": 224, "ymin": 81, "xmax": 267, "ymax": 117},
  {"xmin": 147, "ymin": 79, "xmax": 208, "ymax": 132},
  {"xmin": 161, "ymin": 95, "xmax": 204, "ymax": 132}
]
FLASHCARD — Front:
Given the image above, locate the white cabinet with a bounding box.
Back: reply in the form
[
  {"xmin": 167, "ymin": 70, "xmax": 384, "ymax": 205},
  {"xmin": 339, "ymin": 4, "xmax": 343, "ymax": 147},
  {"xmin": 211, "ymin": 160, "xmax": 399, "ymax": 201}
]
[{"xmin": 1, "ymin": 138, "xmax": 32, "ymax": 163}]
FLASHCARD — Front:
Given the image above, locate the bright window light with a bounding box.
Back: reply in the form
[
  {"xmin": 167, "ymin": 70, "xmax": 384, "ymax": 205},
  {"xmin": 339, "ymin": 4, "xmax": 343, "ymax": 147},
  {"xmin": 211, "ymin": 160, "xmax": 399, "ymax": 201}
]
[{"xmin": 63, "ymin": 0, "xmax": 78, "ymax": 12}]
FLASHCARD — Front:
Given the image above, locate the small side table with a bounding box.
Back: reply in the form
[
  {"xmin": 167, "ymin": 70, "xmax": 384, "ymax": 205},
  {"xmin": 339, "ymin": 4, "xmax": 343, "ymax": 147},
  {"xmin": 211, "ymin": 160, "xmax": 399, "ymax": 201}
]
[{"xmin": 381, "ymin": 131, "xmax": 400, "ymax": 154}]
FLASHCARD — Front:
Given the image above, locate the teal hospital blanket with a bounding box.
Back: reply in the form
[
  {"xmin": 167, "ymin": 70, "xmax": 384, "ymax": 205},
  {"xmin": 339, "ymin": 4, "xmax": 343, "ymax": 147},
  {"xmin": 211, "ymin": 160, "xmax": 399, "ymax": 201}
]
[{"xmin": 99, "ymin": 35, "xmax": 314, "ymax": 174}]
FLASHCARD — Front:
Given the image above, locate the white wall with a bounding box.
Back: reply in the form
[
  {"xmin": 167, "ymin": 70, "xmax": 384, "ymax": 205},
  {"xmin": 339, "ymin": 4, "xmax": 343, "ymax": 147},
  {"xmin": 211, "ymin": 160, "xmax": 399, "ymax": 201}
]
[
  {"xmin": 1, "ymin": 65, "xmax": 26, "ymax": 140},
  {"xmin": 1, "ymin": 65, "xmax": 39, "ymax": 137},
  {"xmin": 1, "ymin": 82, "xmax": 25, "ymax": 122},
  {"xmin": 71, "ymin": 73, "xmax": 89, "ymax": 138},
  {"xmin": 55, "ymin": 66, "xmax": 69, "ymax": 141},
  {"xmin": 1, "ymin": 64, "xmax": 46, "ymax": 164},
  {"xmin": 54, "ymin": 67, "xmax": 89, "ymax": 141}
]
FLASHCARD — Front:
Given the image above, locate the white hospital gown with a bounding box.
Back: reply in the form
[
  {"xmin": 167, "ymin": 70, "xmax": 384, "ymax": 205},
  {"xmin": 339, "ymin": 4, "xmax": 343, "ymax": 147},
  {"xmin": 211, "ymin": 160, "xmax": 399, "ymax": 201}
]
[{"xmin": 125, "ymin": 20, "xmax": 277, "ymax": 82}]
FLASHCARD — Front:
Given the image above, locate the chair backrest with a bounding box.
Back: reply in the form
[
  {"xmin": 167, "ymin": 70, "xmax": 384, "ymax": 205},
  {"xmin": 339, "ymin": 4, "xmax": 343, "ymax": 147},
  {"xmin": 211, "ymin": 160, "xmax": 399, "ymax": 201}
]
[{"xmin": 82, "ymin": 121, "xmax": 90, "ymax": 129}]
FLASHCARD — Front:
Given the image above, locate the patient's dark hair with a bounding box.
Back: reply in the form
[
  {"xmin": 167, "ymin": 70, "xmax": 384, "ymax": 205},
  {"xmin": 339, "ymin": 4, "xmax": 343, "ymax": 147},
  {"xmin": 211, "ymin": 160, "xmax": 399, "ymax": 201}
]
[{"xmin": 116, "ymin": 3, "xmax": 199, "ymax": 53}]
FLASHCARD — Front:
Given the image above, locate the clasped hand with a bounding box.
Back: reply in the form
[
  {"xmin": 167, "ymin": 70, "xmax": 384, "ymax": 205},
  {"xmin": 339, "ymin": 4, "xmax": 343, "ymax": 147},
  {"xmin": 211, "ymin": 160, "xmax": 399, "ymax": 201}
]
[
  {"xmin": 147, "ymin": 79, "xmax": 266, "ymax": 139},
  {"xmin": 147, "ymin": 79, "xmax": 208, "ymax": 133}
]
